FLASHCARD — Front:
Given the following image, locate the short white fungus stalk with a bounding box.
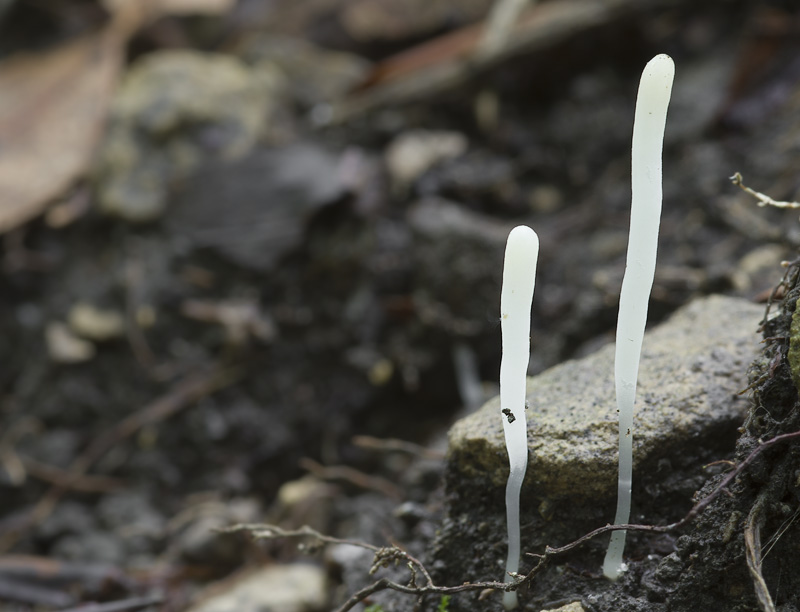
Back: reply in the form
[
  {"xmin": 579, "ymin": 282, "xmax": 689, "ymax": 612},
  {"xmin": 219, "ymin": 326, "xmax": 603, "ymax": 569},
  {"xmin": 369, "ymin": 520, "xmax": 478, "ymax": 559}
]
[
  {"xmin": 603, "ymin": 54, "xmax": 674, "ymax": 581},
  {"xmin": 499, "ymin": 225, "xmax": 539, "ymax": 610}
]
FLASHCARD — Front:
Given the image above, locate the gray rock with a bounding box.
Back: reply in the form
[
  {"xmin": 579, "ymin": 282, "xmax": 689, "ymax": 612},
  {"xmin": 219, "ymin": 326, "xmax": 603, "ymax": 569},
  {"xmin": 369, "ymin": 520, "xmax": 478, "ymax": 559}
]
[
  {"xmin": 96, "ymin": 51, "xmax": 283, "ymax": 223},
  {"xmin": 447, "ymin": 295, "xmax": 763, "ymax": 502},
  {"xmin": 176, "ymin": 498, "xmax": 260, "ymax": 566},
  {"xmin": 386, "ymin": 130, "xmax": 468, "ymax": 191}
]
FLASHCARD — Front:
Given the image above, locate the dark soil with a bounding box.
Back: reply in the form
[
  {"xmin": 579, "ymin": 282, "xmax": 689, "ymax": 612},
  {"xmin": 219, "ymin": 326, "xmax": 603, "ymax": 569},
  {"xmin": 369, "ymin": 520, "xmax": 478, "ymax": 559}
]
[{"xmin": 1, "ymin": 0, "xmax": 800, "ymax": 611}]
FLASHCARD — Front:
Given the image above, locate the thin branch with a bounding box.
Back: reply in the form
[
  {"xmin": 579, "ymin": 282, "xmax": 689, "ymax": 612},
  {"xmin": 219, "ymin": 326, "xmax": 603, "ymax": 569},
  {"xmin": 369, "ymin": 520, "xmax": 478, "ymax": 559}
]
[
  {"xmin": 730, "ymin": 172, "xmax": 800, "ymax": 210},
  {"xmin": 329, "ymin": 0, "xmax": 648, "ymax": 123},
  {"xmin": 675, "ymin": 429, "xmax": 800, "ymax": 529},
  {"xmin": 57, "ymin": 594, "xmax": 164, "ymax": 612},
  {"xmin": 299, "ymin": 457, "xmax": 403, "ymax": 500},
  {"xmin": 229, "ymin": 429, "xmax": 800, "ymax": 610},
  {"xmin": 745, "ymin": 493, "xmax": 776, "ymax": 612},
  {"xmin": 22, "ymin": 458, "xmax": 125, "ymax": 492},
  {"xmin": 352, "ymin": 435, "xmax": 445, "ymax": 460},
  {"xmin": 222, "ymin": 523, "xmax": 522, "ymax": 611},
  {"xmin": 0, "ymin": 363, "xmax": 242, "ymax": 552},
  {"xmin": 221, "ymin": 524, "xmax": 381, "ymax": 552}
]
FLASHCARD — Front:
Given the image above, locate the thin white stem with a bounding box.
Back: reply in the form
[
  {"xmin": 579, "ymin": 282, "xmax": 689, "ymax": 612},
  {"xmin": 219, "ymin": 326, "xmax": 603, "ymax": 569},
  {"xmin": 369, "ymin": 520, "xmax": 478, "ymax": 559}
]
[
  {"xmin": 603, "ymin": 54, "xmax": 674, "ymax": 581},
  {"xmin": 499, "ymin": 225, "xmax": 539, "ymax": 609}
]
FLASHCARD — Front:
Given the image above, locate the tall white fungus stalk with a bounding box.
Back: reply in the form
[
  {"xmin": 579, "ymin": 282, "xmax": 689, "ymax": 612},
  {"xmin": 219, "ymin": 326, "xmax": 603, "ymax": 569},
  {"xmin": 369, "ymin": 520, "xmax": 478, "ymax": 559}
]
[
  {"xmin": 500, "ymin": 225, "xmax": 539, "ymax": 609},
  {"xmin": 603, "ymin": 54, "xmax": 674, "ymax": 581}
]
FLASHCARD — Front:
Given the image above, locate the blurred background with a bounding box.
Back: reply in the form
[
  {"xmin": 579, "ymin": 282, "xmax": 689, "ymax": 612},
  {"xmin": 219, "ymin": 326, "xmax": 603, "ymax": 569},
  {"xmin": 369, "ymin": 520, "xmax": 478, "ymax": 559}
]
[{"xmin": 0, "ymin": 0, "xmax": 799, "ymax": 609}]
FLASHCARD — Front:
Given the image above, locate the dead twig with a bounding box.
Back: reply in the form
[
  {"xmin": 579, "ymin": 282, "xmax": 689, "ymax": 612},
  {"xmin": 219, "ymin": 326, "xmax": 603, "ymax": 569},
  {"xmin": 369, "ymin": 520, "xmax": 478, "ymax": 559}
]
[
  {"xmin": 57, "ymin": 593, "xmax": 164, "ymax": 612},
  {"xmin": 21, "ymin": 458, "xmax": 126, "ymax": 493},
  {"xmin": 730, "ymin": 172, "xmax": 800, "ymax": 213},
  {"xmin": 123, "ymin": 253, "xmax": 160, "ymax": 374},
  {"xmin": 299, "ymin": 458, "xmax": 403, "ymax": 500},
  {"xmin": 0, "ymin": 555, "xmax": 132, "ymax": 608},
  {"xmin": 0, "ymin": 417, "xmax": 41, "ymax": 485},
  {"xmin": 533, "ymin": 430, "xmax": 800, "ymax": 565},
  {"xmin": 67, "ymin": 363, "xmax": 241, "ymax": 481},
  {"xmin": 222, "ymin": 523, "xmax": 445, "ymax": 610},
  {"xmin": 0, "ymin": 575, "xmax": 74, "ymax": 608},
  {"xmin": 744, "ymin": 493, "xmax": 776, "ymax": 612},
  {"xmin": 331, "ymin": 0, "xmax": 667, "ymax": 123},
  {"xmin": 0, "ymin": 363, "xmax": 243, "ymax": 552},
  {"xmin": 222, "ymin": 524, "xmax": 382, "ymax": 553},
  {"xmin": 230, "ymin": 429, "xmax": 800, "ymax": 610},
  {"xmin": 181, "ymin": 298, "xmax": 275, "ymax": 346},
  {"xmin": 352, "ymin": 435, "xmax": 445, "ymax": 460}
]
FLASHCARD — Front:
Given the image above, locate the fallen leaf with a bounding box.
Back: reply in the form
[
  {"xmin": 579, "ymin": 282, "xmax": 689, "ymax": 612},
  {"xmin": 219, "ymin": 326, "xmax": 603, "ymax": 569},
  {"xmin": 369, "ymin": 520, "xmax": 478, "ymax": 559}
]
[
  {"xmin": 102, "ymin": 0, "xmax": 236, "ymax": 20},
  {"xmin": 154, "ymin": 0, "xmax": 236, "ymax": 15},
  {"xmin": 0, "ymin": 25, "xmax": 126, "ymax": 232}
]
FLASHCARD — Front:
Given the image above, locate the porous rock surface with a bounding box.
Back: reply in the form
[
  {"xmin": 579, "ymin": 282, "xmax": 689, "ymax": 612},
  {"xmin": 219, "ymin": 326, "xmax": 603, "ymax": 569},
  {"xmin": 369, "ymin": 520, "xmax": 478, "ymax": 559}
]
[{"xmin": 447, "ymin": 295, "xmax": 763, "ymax": 501}]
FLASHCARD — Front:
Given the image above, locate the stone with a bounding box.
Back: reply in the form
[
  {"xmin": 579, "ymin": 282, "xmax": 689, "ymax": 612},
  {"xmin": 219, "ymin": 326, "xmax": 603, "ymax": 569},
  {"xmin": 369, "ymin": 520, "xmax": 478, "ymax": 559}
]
[
  {"xmin": 96, "ymin": 50, "xmax": 282, "ymax": 222},
  {"xmin": 45, "ymin": 321, "xmax": 95, "ymax": 363},
  {"xmin": 186, "ymin": 564, "xmax": 327, "ymax": 612},
  {"xmin": 447, "ymin": 295, "xmax": 763, "ymax": 501},
  {"xmin": 176, "ymin": 497, "xmax": 260, "ymax": 566},
  {"xmin": 386, "ymin": 130, "xmax": 468, "ymax": 191},
  {"xmin": 541, "ymin": 602, "xmax": 586, "ymax": 612},
  {"xmin": 67, "ymin": 302, "xmax": 125, "ymax": 341}
]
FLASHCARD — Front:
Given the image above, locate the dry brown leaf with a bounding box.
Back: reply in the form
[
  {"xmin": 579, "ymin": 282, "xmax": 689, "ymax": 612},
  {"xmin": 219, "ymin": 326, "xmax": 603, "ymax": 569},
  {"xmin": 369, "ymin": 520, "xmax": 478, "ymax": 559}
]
[
  {"xmin": 154, "ymin": 0, "xmax": 236, "ymax": 15},
  {"xmin": 0, "ymin": 26, "xmax": 126, "ymax": 233},
  {"xmin": 0, "ymin": 0, "xmax": 243, "ymax": 234},
  {"xmin": 102, "ymin": 0, "xmax": 235, "ymax": 20}
]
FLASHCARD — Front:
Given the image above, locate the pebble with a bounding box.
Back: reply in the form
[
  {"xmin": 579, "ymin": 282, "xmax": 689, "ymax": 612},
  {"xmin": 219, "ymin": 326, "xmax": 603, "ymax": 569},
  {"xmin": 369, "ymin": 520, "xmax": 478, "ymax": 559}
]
[
  {"xmin": 45, "ymin": 321, "xmax": 95, "ymax": 363},
  {"xmin": 185, "ymin": 564, "xmax": 327, "ymax": 612},
  {"xmin": 67, "ymin": 302, "xmax": 125, "ymax": 341},
  {"xmin": 386, "ymin": 130, "xmax": 468, "ymax": 191}
]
